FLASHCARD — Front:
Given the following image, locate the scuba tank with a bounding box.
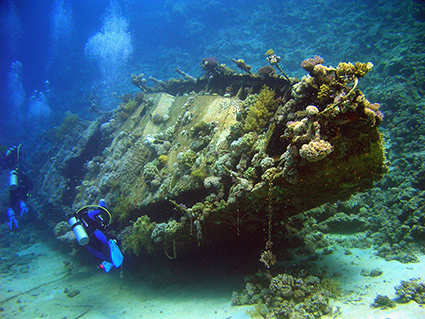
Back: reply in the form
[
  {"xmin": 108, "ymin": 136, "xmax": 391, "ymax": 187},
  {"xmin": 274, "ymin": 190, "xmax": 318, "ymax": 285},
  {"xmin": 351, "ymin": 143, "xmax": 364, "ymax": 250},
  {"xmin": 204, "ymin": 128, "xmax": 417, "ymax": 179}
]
[
  {"xmin": 6, "ymin": 145, "xmax": 21, "ymax": 190},
  {"xmin": 69, "ymin": 204, "xmax": 112, "ymax": 246},
  {"xmin": 69, "ymin": 216, "xmax": 89, "ymax": 246},
  {"xmin": 9, "ymin": 170, "xmax": 19, "ymax": 190}
]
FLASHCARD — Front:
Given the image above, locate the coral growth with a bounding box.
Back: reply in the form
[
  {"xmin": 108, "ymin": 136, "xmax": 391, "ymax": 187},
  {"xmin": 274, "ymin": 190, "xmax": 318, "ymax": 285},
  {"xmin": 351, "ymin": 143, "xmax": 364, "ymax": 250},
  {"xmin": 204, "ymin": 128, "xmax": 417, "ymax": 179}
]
[
  {"xmin": 232, "ymin": 58, "xmax": 252, "ymax": 74},
  {"xmin": 243, "ymin": 85, "xmax": 277, "ymax": 133},
  {"xmin": 265, "ymin": 49, "xmax": 291, "ymax": 82},
  {"xmin": 257, "ymin": 65, "xmax": 276, "ymax": 78},
  {"xmin": 336, "ymin": 61, "xmax": 374, "ymax": 78},
  {"xmin": 395, "ymin": 279, "xmax": 425, "ymax": 304},
  {"xmin": 131, "ymin": 73, "xmax": 147, "ymax": 90},
  {"xmin": 301, "ymin": 55, "xmax": 325, "ymax": 73},
  {"xmin": 201, "ymin": 56, "xmax": 218, "ymax": 72},
  {"xmin": 371, "ymin": 295, "xmax": 396, "ymax": 309},
  {"xmin": 191, "ymin": 167, "xmax": 207, "ymax": 181},
  {"xmin": 232, "ymin": 272, "xmax": 332, "ymax": 318},
  {"xmin": 116, "ymin": 97, "xmax": 141, "ymax": 122},
  {"xmin": 122, "ymin": 215, "xmax": 156, "ymax": 255},
  {"xmin": 299, "ymin": 139, "xmax": 334, "ymax": 162},
  {"xmin": 178, "ymin": 149, "xmax": 197, "ymax": 170},
  {"xmin": 114, "ymin": 194, "xmax": 139, "ymax": 223},
  {"xmin": 158, "ymin": 154, "xmax": 169, "ymax": 167}
]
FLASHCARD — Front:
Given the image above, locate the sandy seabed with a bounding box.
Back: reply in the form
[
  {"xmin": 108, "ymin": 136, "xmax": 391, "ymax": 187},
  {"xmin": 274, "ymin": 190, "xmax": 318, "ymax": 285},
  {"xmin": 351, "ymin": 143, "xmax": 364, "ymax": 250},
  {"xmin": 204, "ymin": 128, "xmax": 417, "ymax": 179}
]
[{"xmin": 1, "ymin": 231, "xmax": 424, "ymax": 319}]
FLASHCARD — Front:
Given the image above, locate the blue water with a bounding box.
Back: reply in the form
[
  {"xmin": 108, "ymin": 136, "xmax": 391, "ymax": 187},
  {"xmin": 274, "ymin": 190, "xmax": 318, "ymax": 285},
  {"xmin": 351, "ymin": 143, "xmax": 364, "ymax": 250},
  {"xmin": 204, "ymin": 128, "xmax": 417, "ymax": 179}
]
[
  {"xmin": 0, "ymin": 0, "xmax": 424, "ymax": 317},
  {"xmin": 1, "ymin": 0, "xmax": 422, "ymax": 145}
]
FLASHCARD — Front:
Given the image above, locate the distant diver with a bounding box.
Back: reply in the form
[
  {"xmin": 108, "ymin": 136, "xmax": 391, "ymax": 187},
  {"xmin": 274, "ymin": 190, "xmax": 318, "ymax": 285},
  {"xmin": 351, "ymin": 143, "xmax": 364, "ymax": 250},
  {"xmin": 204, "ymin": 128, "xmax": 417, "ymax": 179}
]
[
  {"xmin": 0, "ymin": 144, "xmax": 32, "ymax": 230},
  {"xmin": 69, "ymin": 200, "xmax": 124, "ymax": 272}
]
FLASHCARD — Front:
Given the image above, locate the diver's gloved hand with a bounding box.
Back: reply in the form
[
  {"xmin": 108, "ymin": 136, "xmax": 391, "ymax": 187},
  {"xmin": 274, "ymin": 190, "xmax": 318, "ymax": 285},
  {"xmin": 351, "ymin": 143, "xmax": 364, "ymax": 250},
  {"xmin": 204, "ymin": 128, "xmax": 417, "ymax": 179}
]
[
  {"xmin": 7, "ymin": 208, "xmax": 19, "ymax": 230},
  {"xmin": 19, "ymin": 201, "xmax": 28, "ymax": 217}
]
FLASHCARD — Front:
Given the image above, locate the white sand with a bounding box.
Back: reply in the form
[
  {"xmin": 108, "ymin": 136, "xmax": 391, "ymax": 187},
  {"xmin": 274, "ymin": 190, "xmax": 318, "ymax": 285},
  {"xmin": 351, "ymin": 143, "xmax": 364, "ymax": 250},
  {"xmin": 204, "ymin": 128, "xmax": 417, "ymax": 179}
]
[
  {"xmin": 314, "ymin": 245, "xmax": 425, "ymax": 319},
  {"xmin": 0, "ymin": 240, "xmax": 251, "ymax": 319},
  {"xmin": 1, "ymin": 236, "xmax": 424, "ymax": 319}
]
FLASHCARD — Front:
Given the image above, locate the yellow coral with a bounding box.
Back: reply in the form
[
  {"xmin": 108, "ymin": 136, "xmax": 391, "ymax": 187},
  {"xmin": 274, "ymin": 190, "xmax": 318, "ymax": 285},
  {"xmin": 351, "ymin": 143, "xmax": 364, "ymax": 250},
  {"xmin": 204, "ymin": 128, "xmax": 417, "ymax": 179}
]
[
  {"xmin": 243, "ymin": 102, "xmax": 269, "ymax": 132},
  {"xmin": 317, "ymin": 84, "xmax": 333, "ymax": 102},
  {"xmin": 354, "ymin": 61, "xmax": 374, "ymax": 77},
  {"xmin": 243, "ymin": 86, "xmax": 277, "ymax": 133},
  {"xmin": 158, "ymin": 154, "xmax": 169, "ymax": 165},
  {"xmin": 336, "ymin": 62, "xmax": 356, "ymax": 77},
  {"xmin": 336, "ymin": 61, "xmax": 373, "ymax": 78}
]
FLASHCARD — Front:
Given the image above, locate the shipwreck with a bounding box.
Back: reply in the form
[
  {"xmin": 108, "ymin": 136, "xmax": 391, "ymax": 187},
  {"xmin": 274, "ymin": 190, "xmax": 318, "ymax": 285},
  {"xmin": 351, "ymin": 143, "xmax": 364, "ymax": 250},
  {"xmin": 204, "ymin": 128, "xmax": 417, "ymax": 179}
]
[{"xmin": 35, "ymin": 53, "xmax": 388, "ymax": 262}]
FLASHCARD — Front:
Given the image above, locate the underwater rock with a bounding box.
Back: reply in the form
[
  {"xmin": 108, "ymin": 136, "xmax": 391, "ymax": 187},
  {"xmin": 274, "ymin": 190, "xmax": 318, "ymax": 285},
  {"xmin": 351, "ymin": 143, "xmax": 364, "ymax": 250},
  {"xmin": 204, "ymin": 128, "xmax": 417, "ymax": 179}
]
[
  {"xmin": 395, "ymin": 279, "xmax": 425, "ymax": 304},
  {"xmin": 57, "ymin": 231, "xmax": 76, "ymax": 244},
  {"xmin": 53, "ymin": 221, "xmax": 70, "ymax": 237},
  {"xmin": 361, "ymin": 268, "xmax": 383, "ymax": 277},
  {"xmin": 317, "ymin": 212, "xmax": 368, "ymax": 233},
  {"xmin": 370, "ymin": 268, "xmax": 384, "ymax": 277},
  {"xmin": 234, "ymin": 271, "xmax": 331, "ymax": 318},
  {"xmin": 371, "ymin": 295, "xmax": 396, "ymax": 309},
  {"xmin": 64, "ymin": 288, "xmax": 80, "ymax": 298}
]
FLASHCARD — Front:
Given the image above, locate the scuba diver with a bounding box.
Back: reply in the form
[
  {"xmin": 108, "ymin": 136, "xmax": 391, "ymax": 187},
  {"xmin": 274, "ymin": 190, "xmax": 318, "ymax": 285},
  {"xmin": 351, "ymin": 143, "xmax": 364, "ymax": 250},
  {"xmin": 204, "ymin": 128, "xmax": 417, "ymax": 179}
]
[
  {"xmin": 68, "ymin": 200, "xmax": 123, "ymax": 273},
  {"xmin": 0, "ymin": 145, "xmax": 32, "ymax": 230}
]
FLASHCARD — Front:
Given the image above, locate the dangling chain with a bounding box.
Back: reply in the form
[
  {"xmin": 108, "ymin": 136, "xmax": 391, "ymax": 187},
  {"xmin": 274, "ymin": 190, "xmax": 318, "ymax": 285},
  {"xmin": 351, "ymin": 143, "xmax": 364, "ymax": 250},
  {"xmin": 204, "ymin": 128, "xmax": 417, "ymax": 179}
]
[
  {"xmin": 236, "ymin": 202, "xmax": 240, "ymax": 236},
  {"xmin": 267, "ymin": 181, "xmax": 273, "ymax": 244},
  {"xmin": 260, "ymin": 180, "xmax": 276, "ymax": 269}
]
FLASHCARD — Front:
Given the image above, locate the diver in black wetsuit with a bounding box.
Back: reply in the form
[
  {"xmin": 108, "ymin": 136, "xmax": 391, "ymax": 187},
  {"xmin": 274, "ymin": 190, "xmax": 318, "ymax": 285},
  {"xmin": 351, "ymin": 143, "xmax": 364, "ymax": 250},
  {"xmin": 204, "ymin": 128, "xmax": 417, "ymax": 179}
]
[{"xmin": 0, "ymin": 145, "xmax": 32, "ymax": 230}]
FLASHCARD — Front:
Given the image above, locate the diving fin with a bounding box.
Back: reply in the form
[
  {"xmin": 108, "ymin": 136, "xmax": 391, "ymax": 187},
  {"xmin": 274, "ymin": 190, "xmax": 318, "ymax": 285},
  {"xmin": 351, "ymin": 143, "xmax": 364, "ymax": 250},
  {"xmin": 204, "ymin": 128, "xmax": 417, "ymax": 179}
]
[
  {"xmin": 100, "ymin": 261, "xmax": 113, "ymax": 273},
  {"xmin": 109, "ymin": 239, "xmax": 123, "ymax": 268}
]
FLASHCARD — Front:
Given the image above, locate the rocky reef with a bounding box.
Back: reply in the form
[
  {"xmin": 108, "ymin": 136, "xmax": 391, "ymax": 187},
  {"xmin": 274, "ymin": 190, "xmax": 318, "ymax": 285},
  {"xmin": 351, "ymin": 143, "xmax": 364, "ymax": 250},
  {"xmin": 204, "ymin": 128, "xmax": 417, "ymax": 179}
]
[
  {"xmin": 33, "ymin": 55, "xmax": 387, "ymax": 260},
  {"xmin": 395, "ymin": 278, "xmax": 425, "ymax": 304},
  {"xmin": 231, "ymin": 272, "xmax": 334, "ymax": 318}
]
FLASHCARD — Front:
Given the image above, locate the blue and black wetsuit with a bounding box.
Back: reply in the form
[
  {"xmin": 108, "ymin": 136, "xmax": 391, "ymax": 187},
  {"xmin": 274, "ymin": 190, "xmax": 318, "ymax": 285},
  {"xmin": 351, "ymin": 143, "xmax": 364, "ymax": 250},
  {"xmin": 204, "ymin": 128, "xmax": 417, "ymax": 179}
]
[
  {"xmin": 1, "ymin": 145, "xmax": 31, "ymax": 230},
  {"xmin": 78, "ymin": 201, "xmax": 123, "ymax": 272}
]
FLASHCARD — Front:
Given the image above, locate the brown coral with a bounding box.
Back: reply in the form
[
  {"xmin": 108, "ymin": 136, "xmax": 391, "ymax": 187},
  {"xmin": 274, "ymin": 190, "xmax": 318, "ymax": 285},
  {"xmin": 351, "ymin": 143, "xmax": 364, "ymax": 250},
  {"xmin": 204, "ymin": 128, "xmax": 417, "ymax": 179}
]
[
  {"xmin": 301, "ymin": 55, "xmax": 325, "ymax": 72},
  {"xmin": 257, "ymin": 65, "xmax": 276, "ymax": 78}
]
